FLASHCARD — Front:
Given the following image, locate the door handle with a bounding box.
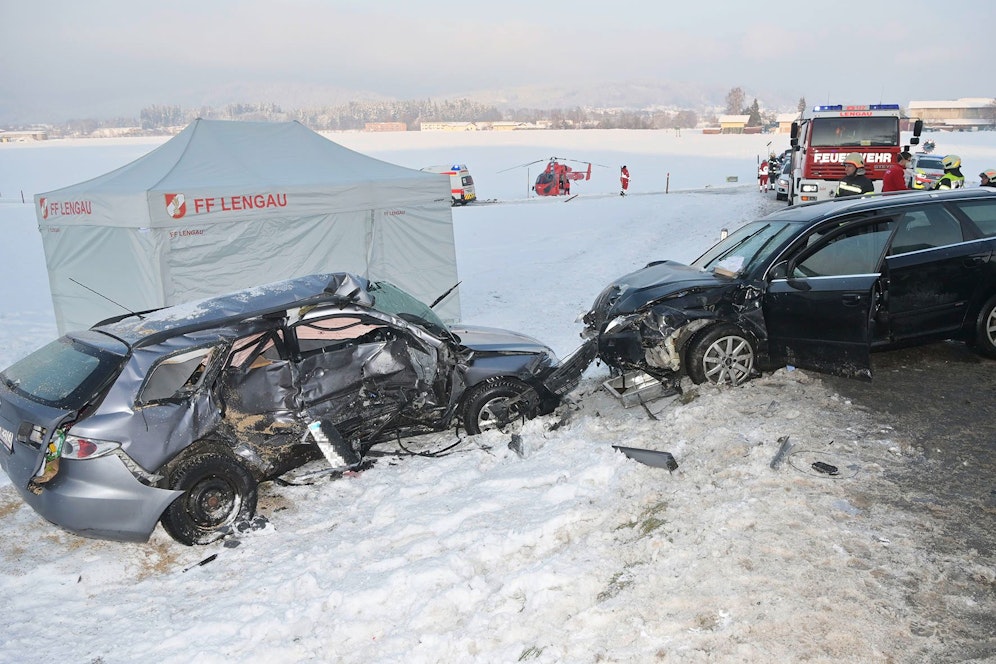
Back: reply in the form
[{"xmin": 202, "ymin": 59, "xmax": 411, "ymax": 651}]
[{"xmin": 841, "ymin": 293, "xmax": 863, "ymax": 306}]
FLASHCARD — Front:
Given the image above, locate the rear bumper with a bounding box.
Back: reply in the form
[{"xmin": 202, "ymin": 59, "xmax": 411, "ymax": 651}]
[{"xmin": 0, "ymin": 440, "xmax": 181, "ymax": 543}]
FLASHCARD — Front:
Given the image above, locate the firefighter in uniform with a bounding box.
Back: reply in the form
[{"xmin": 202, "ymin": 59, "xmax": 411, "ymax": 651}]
[
  {"xmin": 835, "ymin": 152, "xmax": 874, "ymax": 198},
  {"xmin": 932, "ymin": 155, "xmax": 965, "ymax": 190},
  {"xmin": 882, "ymin": 150, "xmax": 911, "ymax": 192},
  {"xmin": 981, "ymin": 169, "xmax": 996, "ymax": 188}
]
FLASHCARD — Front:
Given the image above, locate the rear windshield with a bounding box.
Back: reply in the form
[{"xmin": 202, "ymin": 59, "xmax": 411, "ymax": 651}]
[{"xmin": 1, "ymin": 336, "xmax": 126, "ymax": 410}]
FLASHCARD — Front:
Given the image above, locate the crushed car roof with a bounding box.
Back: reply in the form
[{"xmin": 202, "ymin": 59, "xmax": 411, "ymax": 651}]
[{"xmin": 94, "ymin": 273, "xmax": 374, "ymax": 347}]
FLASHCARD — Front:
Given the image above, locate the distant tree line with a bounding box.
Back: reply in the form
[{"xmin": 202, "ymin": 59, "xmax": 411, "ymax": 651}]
[{"xmin": 34, "ymin": 98, "xmax": 704, "ymax": 136}]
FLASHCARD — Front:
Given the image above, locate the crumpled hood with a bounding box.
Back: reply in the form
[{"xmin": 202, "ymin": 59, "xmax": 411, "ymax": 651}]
[
  {"xmin": 449, "ymin": 324, "xmax": 555, "ymax": 356},
  {"xmin": 592, "ymin": 260, "xmax": 728, "ymax": 318}
]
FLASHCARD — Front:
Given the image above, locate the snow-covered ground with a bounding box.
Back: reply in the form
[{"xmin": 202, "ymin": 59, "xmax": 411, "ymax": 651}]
[{"xmin": 1, "ymin": 129, "xmax": 995, "ymax": 663}]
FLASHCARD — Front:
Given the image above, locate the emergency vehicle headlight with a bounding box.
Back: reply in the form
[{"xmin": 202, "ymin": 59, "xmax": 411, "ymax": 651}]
[{"xmin": 800, "ymin": 184, "xmax": 819, "ymax": 193}]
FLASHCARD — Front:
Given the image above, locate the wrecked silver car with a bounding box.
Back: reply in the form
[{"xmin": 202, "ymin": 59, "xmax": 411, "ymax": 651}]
[
  {"xmin": 0, "ymin": 273, "xmax": 594, "ymax": 545},
  {"xmin": 584, "ymin": 188, "xmax": 996, "ymax": 388}
]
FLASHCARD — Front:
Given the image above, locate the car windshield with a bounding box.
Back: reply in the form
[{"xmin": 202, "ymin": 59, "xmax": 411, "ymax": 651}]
[
  {"xmin": 691, "ymin": 221, "xmax": 799, "ymax": 277},
  {"xmin": 369, "ymin": 281, "xmax": 450, "ymax": 336},
  {"xmin": 915, "ymin": 156, "xmax": 944, "ymax": 170},
  {"xmin": 0, "ymin": 336, "xmax": 127, "ymax": 410},
  {"xmin": 809, "ymin": 117, "xmax": 899, "ymax": 147}
]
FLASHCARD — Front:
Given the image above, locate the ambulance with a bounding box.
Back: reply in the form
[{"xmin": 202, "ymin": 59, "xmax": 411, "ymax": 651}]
[{"xmin": 420, "ymin": 164, "xmax": 476, "ymax": 206}]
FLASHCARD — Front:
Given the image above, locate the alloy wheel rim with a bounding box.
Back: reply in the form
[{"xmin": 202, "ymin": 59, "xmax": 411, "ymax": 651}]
[{"xmin": 702, "ymin": 335, "xmax": 754, "ymax": 385}]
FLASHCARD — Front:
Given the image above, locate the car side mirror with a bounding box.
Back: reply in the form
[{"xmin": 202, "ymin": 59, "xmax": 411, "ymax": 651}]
[{"xmin": 786, "ymin": 278, "xmax": 812, "ymax": 291}]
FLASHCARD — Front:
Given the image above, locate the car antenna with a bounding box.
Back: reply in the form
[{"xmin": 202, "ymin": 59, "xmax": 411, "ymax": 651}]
[
  {"xmin": 69, "ymin": 278, "xmax": 144, "ymax": 319},
  {"xmin": 430, "ymin": 281, "xmax": 461, "ymax": 309}
]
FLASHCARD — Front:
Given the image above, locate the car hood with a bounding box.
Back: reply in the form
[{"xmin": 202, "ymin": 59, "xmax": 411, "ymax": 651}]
[
  {"xmin": 591, "ymin": 260, "xmax": 729, "ymax": 318},
  {"xmin": 449, "ymin": 324, "xmax": 555, "ymax": 356}
]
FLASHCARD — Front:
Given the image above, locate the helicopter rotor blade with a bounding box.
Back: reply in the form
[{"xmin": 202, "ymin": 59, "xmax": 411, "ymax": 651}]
[{"xmin": 497, "ymin": 159, "xmax": 546, "ymax": 173}]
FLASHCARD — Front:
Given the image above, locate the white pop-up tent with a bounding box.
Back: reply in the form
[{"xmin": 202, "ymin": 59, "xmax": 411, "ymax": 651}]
[{"xmin": 35, "ymin": 119, "xmax": 460, "ymax": 334}]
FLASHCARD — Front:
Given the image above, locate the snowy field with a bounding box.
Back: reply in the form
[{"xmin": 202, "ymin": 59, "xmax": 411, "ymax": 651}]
[{"xmin": 1, "ymin": 129, "xmax": 995, "ymax": 663}]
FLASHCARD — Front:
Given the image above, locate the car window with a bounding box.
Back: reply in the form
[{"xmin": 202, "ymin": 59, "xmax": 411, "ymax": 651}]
[
  {"xmin": 227, "ymin": 330, "xmax": 285, "ymax": 370},
  {"xmin": 692, "ymin": 221, "xmax": 798, "ymax": 276},
  {"xmin": 1, "ymin": 336, "xmax": 126, "ymax": 410},
  {"xmin": 792, "ymin": 220, "xmax": 895, "ymax": 277},
  {"xmin": 913, "ymin": 156, "xmax": 944, "ymax": 170},
  {"xmin": 139, "ymin": 346, "xmax": 218, "ymax": 404},
  {"xmin": 888, "ymin": 206, "xmax": 964, "ymax": 254},
  {"xmin": 952, "ymin": 200, "xmax": 996, "ymax": 238},
  {"xmin": 294, "ymin": 316, "xmax": 386, "ymax": 354}
]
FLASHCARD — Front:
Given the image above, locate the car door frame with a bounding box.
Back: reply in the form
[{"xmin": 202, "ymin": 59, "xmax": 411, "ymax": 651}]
[{"xmin": 763, "ymin": 214, "xmax": 896, "ymax": 380}]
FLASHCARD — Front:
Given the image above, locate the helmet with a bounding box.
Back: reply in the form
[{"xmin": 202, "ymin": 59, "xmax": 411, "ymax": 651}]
[
  {"xmin": 981, "ymin": 169, "xmax": 996, "ymax": 182},
  {"xmin": 843, "ymin": 152, "xmax": 864, "ymax": 168},
  {"xmin": 942, "ymin": 154, "xmax": 961, "ymax": 169}
]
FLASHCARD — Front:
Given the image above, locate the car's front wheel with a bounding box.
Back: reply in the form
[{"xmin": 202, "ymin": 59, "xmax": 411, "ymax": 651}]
[
  {"xmin": 686, "ymin": 324, "xmax": 756, "ymax": 386},
  {"xmin": 160, "ymin": 451, "xmax": 258, "ymax": 546},
  {"xmin": 461, "ymin": 377, "xmax": 539, "ymax": 435},
  {"xmin": 975, "ymin": 295, "xmax": 996, "ymax": 358}
]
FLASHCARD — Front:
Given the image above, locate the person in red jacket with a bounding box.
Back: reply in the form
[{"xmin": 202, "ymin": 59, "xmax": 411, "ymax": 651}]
[
  {"xmin": 882, "ymin": 150, "xmax": 912, "ymax": 192},
  {"xmin": 620, "ymin": 165, "xmax": 630, "ymax": 196}
]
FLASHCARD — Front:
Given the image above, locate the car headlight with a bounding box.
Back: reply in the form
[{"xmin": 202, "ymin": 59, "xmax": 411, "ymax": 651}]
[
  {"xmin": 778, "ymin": 177, "xmax": 789, "ymax": 187},
  {"xmin": 800, "ymin": 183, "xmax": 818, "ymax": 193},
  {"xmin": 603, "ymin": 315, "xmax": 637, "ymax": 335}
]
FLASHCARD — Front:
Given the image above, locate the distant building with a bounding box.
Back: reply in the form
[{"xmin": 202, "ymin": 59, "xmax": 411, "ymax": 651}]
[
  {"xmin": 0, "ymin": 129, "xmax": 48, "ymax": 142},
  {"xmin": 419, "ymin": 121, "xmax": 486, "ymax": 131},
  {"xmin": 364, "ymin": 122, "xmax": 407, "ymax": 132},
  {"xmin": 908, "ymin": 98, "xmax": 996, "ymax": 131},
  {"xmin": 717, "ymin": 115, "xmax": 749, "ymax": 134},
  {"xmin": 776, "ymin": 112, "xmax": 800, "ymax": 134}
]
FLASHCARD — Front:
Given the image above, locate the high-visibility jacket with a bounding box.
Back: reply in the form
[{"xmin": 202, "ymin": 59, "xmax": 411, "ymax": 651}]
[
  {"xmin": 933, "ymin": 172, "xmax": 965, "ymax": 190},
  {"xmin": 836, "ymin": 173, "xmax": 875, "ymax": 198}
]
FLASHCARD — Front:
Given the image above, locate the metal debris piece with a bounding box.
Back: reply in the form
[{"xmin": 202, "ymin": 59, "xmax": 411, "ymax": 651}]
[
  {"xmin": 613, "ymin": 445, "xmax": 679, "ymax": 471},
  {"xmin": 769, "ymin": 435, "xmax": 793, "ymax": 470}
]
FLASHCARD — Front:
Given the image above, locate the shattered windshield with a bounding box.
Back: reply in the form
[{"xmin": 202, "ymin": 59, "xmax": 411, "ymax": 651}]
[
  {"xmin": 369, "ymin": 281, "xmax": 450, "ymax": 336},
  {"xmin": 691, "ymin": 221, "xmax": 798, "ymax": 277}
]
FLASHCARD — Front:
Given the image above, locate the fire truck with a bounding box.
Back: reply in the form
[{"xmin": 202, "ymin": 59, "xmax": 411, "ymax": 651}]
[{"xmin": 788, "ymin": 104, "xmax": 922, "ymax": 206}]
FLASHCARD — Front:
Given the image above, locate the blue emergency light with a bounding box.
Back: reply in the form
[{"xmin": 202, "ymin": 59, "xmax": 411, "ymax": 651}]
[{"xmin": 813, "ymin": 104, "xmax": 900, "ymax": 112}]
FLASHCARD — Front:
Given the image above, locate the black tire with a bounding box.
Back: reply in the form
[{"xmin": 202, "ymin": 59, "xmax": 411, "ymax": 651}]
[
  {"xmin": 975, "ymin": 296, "xmax": 996, "ymax": 358},
  {"xmin": 461, "ymin": 377, "xmax": 539, "ymax": 435},
  {"xmin": 686, "ymin": 324, "xmax": 756, "ymax": 386},
  {"xmin": 160, "ymin": 451, "xmax": 258, "ymax": 546}
]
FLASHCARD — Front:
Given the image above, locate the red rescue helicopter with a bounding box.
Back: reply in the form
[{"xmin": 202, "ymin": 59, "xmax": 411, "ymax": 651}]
[{"xmin": 500, "ymin": 157, "xmax": 594, "ymax": 197}]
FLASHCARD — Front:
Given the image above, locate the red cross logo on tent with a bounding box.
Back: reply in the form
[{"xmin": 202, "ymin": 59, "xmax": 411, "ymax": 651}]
[
  {"xmin": 165, "ymin": 193, "xmax": 187, "ymax": 219},
  {"xmin": 39, "ymin": 197, "xmax": 49, "ymax": 219}
]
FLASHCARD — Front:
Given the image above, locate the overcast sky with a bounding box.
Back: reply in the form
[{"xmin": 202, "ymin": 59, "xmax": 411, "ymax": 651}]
[{"xmin": 2, "ymin": 0, "xmax": 990, "ymax": 124}]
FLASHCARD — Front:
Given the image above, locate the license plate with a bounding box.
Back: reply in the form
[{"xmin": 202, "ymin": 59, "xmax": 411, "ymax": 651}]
[{"xmin": 0, "ymin": 425, "xmax": 13, "ymax": 452}]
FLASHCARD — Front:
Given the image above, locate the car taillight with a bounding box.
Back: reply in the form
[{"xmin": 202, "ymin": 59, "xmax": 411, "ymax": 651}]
[{"xmin": 62, "ymin": 435, "xmax": 121, "ymax": 459}]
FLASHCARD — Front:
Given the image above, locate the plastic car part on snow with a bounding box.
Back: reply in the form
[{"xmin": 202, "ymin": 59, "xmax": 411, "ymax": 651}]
[
  {"xmin": 686, "ymin": 324, "xmax": 756, "ymax": 386},
  {"xmin": 461, "ymin": 377, "xmax": 539, "ymax": 435},
  {"xmin": 160, "ymin": 450, "xmax": 258, "ymax": 546}
]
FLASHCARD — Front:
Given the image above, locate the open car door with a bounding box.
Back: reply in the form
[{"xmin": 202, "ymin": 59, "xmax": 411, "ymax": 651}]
[{"xmin": 763, "ymin": 217, "xmax": 896, "ymax": 380}]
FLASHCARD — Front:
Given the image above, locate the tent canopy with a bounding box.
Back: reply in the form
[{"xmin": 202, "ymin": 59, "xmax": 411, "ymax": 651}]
[{"xmin": 36, "ymin": 119, "xmax": 460, "ymax": 333}]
